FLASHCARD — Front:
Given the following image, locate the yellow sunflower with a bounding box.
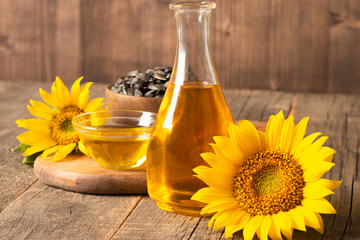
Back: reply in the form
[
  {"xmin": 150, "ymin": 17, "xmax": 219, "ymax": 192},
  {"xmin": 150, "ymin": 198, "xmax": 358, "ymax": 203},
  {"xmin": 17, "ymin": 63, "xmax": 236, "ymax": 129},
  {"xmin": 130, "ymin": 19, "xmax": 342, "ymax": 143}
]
[
  {"xmin": 16, "ymin": 77, "xmax": 107, "ymax": 161},
  {"xmin": 191, "ymin": 111, "xmax": 341, "ymax": 240}
]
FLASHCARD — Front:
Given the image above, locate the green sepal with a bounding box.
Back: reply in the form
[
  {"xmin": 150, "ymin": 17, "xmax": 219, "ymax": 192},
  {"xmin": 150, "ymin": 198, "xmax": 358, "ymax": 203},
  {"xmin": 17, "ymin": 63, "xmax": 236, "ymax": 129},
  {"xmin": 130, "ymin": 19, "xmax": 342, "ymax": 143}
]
[
  {"xmin": 12, "ymin": 143, "xmax": 31, "ymax": 153},
  {"xmin": 22, "ymin": 151, "xmax": 42, "ymax": 166}
]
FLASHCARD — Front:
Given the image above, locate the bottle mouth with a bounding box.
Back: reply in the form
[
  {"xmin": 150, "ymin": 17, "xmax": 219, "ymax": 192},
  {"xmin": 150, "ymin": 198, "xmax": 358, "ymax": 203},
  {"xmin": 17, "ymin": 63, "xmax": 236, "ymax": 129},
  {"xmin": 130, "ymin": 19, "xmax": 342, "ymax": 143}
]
[{"xmin": 169, "ymin": 1, "xmax": 216, "ymax": 11}]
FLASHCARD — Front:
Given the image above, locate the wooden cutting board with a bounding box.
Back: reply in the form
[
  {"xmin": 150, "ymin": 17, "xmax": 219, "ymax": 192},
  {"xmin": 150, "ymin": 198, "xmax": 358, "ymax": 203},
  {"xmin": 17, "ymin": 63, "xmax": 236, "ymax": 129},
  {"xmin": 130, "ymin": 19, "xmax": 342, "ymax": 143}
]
[
  {"xmin": 34, "ymin": 121, "xmax": 266, "ymax": 195},
  {"xmin": 34, "ymin": 154, "xmax": 147, "ymax": 194}
]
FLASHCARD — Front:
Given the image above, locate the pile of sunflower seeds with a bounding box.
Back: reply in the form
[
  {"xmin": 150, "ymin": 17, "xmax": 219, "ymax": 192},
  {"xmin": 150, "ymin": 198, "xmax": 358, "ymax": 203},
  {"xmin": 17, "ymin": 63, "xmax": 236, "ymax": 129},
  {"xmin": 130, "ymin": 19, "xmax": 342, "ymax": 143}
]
[{"xmin": 110, "ymin": 66, "xmax": 172, "ymax": 98}]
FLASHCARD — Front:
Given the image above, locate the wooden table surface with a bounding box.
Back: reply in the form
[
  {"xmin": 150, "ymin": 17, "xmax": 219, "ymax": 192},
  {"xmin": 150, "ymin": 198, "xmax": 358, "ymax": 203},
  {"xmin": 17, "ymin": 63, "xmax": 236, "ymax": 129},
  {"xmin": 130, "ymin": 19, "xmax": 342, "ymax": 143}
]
[{"xmin": 0, "ymin": 81, "xmax": 359, "ymax": 240}]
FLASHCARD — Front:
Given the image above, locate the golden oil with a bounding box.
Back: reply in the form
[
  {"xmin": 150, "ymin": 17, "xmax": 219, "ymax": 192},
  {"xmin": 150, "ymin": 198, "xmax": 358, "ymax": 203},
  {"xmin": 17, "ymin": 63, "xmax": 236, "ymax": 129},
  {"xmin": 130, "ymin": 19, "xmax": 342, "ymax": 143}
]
[
  {"xmin": 146, "ymin": 82, "xmax": 234, "ymax": 216},
  {"xmin": 78, "ymin": 125, "xmax": 151, "ymax": 170}
]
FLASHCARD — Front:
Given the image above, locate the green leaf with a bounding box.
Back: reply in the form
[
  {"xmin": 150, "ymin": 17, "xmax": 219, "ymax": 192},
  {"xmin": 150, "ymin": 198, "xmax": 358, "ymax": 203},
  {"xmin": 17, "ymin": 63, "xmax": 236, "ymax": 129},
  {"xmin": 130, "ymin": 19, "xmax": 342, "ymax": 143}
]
[
  {"xmin": 22, "ymin": 151, "xmax": 42, "ymax": 166},
  {"xmin": 12, "ymin": 143, "xmax": 31, "ymax": 153}
]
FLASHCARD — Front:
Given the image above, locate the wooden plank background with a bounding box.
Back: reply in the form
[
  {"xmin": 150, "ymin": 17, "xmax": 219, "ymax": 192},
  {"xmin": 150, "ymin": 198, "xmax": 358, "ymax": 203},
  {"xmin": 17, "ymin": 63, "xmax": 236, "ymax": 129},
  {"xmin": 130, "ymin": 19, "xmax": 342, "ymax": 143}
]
[{"xmin": 0, "ymin": 0, "xmax": 359, "ymax": 94}]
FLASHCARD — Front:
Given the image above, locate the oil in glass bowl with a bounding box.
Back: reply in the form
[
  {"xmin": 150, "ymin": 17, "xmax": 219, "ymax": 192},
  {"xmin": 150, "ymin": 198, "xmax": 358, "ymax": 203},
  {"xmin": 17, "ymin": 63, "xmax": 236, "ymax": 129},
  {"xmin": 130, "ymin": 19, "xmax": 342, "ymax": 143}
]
[{"xmin": 72, "ymin": 110, "xmax": 156, "ymax": 170}]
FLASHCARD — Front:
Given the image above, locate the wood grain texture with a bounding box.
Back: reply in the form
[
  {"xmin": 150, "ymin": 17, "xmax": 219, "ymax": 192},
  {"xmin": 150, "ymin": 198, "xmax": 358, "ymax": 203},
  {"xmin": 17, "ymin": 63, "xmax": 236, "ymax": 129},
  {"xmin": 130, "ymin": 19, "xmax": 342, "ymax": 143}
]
[
  {"xmin": 291, "ymin": 93, "xmax": 360, "ymax": 239},
  {"xmin": 112, "ymin": 197, "xmax": 201, "ymax": 240},
  {"xmin": 329, "ymin": 0, "xmax": 360, "ymax": 94},
  {"xmin": 1, "ymin": 0, "xmax": 360, "ymax": 93},
  {"xmin": 34, "ymin": 154, "xmax": 147, "ymax": 195},
  {"xmin": 0, "ymin": 81, "xmax": 50, "ymax": 212},
  {"xmin": 0, "ymin": 182, "xmax": 142, "ymax": 239}
]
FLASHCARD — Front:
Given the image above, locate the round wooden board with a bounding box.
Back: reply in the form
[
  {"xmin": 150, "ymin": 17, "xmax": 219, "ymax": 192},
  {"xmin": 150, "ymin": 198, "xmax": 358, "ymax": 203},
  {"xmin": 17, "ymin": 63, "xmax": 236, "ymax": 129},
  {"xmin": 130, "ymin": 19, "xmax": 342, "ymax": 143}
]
[{"xmin": 34, "ymin": 154, "xmax": 147, "ymax": 195}]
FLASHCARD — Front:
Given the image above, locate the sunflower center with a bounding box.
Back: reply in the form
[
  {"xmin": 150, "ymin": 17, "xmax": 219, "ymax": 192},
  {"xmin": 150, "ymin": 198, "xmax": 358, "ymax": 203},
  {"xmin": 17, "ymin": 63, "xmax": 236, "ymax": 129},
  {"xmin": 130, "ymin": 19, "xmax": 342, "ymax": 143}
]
[
  {"xmin": 51, "ymin": 106, "xmax": 83, "ymax": 145},
  {"xmin": 233, "ymin": 150, "xmax": 304, "ymax": 216},
  {"xmin": 253, "ymin": 166, "xmax": 282, "ymax": 196}
]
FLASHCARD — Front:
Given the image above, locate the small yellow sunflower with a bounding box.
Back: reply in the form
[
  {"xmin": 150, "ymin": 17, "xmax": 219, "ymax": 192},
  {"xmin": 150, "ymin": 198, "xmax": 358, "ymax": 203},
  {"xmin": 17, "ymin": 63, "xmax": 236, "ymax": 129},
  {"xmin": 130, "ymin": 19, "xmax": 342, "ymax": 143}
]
[
  {"xmin": 191, "ymin": 111, "xmax": 341, "ymax": 240},
  {"xmin": 16, "ymin": 77, "xmax": 107, "ymax": 161}
]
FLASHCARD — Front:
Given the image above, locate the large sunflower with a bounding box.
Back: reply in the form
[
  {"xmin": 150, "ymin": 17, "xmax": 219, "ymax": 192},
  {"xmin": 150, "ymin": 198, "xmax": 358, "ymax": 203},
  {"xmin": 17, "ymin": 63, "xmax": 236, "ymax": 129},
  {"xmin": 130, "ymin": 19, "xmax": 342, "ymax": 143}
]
[
  {"xmin": 16, "ymin": 77, "xmax": 107, "ymax": 161},
  {"xmin": 191, "ymin": 111, "xmax": 341, "ymax": 240}
]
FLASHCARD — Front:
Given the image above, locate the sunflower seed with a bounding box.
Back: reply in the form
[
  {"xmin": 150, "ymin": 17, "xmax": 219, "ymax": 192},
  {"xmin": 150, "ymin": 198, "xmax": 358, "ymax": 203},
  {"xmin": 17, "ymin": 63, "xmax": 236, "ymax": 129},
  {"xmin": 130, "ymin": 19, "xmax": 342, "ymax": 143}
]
[
  {"xmin": 157, "ymin": 84, "xmax": 166, "ymax": 91},
  {"xmin": 127, "ymin": 70, "xmax": 139, "ymax": 77},
  {"xmin": 112, "ymin": 66, "xmax": 172, "ymax": 98},
  {"xmin": 144, "ymin": 73, "xmax": 151, "ymax": 82},
  {"xmin": 133, "ymin": 89, "xmax": 142, "ymax": 96},
  {"xmin": 156, "ymin": 89, "xmax": 165, "ymax": 96},
  {"xmin": 155, "ymin": 70, "xmax": 166, "ymax": 76},
  {"xmin": 164, "ymin": 66, "xmax": 172, "ymax": 73},
  {"xmin": 153, "ymin": 74, "xmax": 167, "ymax": 81},
  {"xmin": 121, "ymin": 82, "xmax": 129, "ymax": 89},
  {"xmin": 148, "ymin": 84, "xmax": 159, "ymax": 90},
  {"xmin": 145, "ymin": 90, "xmax": 156, "ymax": 97},
  {"xmin": 133, "ymin": 84, "xmax": 143, "ymax": 90},
  {"xmin": 121, "ymin": 87, "xmax": 127, "ymax": 95},
  {"xmin": 127, "ymin": 87, "xmax": 134, "ymax": 96}
]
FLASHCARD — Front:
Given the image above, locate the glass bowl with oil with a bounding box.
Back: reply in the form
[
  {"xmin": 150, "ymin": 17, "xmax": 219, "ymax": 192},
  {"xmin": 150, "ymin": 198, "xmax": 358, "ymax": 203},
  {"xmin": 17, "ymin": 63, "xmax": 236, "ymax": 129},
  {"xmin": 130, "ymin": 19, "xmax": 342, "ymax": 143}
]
[{"xmin": 72, "ymin": 110, "xmax": 156, "ymax": 170}]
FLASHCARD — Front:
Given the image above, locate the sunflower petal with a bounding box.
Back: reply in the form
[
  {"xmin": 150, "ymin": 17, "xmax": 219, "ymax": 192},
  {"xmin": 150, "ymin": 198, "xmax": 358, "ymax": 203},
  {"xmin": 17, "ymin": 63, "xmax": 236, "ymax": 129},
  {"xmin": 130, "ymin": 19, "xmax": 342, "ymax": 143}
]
[
  {"xmin": 258, "ymin": 130, "xmax": 266, "ymax": 150},
  {"xmin": 30, "ymin": 99, "xmax": 57, "ymax": 115},
  {"xmin": 287, "ymin": 207, "xmax": 306, "ymax": 231},
  {"xmin": 71, "ymin": 76, "xmax": 83, "ymax": 106},
  {"xmin": 39, "ymin": 88, "xmax": 61, "ymax": 111},
  {"xmin": 266, "ymin": 111, "xmax": 285, "ymax": 150},
  {"xmin": 265, "ymin": 115, "xmax": 274, "ymax": 147},
  {"xmin": 200, "ymin": 152, "xmax": 236, "ymax": 175},
  {"xmin": 212, "ymin": 136, "xmax": 246, "ymax": 166},
  {"xmin": 299, "ymin": 136, "xmax": 329, "ymax": 164},
  {"xmin": 224, "ymin": 213, "xmax": 251, "ymax": 238},
  {"xmin": 191, "ymin": 187, "xmax": 232, "ymax": 203},
  {"xmin": 77, "ymin": 82, "xmax": 93, "ymax": 110},
  {"xmin": 279, "ymin": 115, "xmax": 295, "ymax": 154},
  {"xmin": 213, "ymin": 208, "xmax": 246, "ymax": 231},
  {"xmin": 258, "ymin": 215, "xmax": 271, "ymax": 240},
  {"xmin": 51, "ymin": 143, "xmax": 76, "ymax": 161},
  {"xmin": 268, "ymin": 218, "xmax": 282, "ymax": 240},
  {"xmin": 317, "ymin": 179, "xmax": 342, "ymax": 190},
  {"xmin": 55, "ymin": 76, "xmax": 72, "ymax": 107},
  {"xmin": 302, "ymin": 198, "xmax": 336, "ymax": 214},
  {"xmin": 292, "ymin": 132, "xmax": 322, "ymax": 160},
  {"xmin": 297, "ymin": 206, "xmax": 321, "ymax": 231},
  {"xmin": 269, "ymin": 215, "xmax": 283, "ymax": 240},
  {"xmin": 303, "ymin": 161, "xmax": 335, "ymax": 182},
  {"xmin": 193, "ymin": 166, "xmax": 233, "ymax": 189},
  {"xmin": 23, "ymin": 140, "xmax": 57, "ymax": 156},
  {"xmin": 17, "ymin": 130, "xmax": 52, "ymax": 145},
  {"xmin": 78, "ymin": 140, "xmax": 89, "ymax": 156},
  {"xmin": 42, "ymin": 145, "xmax": 62, "ymax": 159},
  {"xmin": 291, "ymin": 116, "xmax": 309, "ymax": 155},
  {"xmin": 16, "ymin": 119, "xmax": 51, "ymax": 131},
  {"xmin": 303, "ymin": 181, "xmax": 334, "ymax": 199},
  {"xmin": 313, "ymin": 212, "xmax": 324, "ymax": 234},
  {"xmin": 27, "ymin": 105, "xmax": 54, "ymax": 121},
  {"xmin": 229, "ymin": 121, "xmax": 261, "ymax": 158},
  {"xmin": 200, "ymin": 198, "xmax": 239, "ymax": 215},
  {"xmin": 277, "ymin": 212, "xmax": 293, "ymax": 240},
  {"xmin": 300, "ymin": 146, "xmax": 336, "ymax": 169},
  {"xmin": 85, "ymin": 97, "xmax": 105, "ymax": 112},
  {"xmin": 243, "ymin": 215, "xmax": 263, "ymax": 240},
  {"xmin": 51, "ymin": 81, "xmax": 61, "ymax": 107}
]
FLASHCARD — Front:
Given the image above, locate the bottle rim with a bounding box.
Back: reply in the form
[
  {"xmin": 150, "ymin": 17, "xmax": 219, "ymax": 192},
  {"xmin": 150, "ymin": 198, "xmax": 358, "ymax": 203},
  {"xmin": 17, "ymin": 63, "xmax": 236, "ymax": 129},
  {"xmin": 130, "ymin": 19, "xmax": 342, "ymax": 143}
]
[{"xmin": 169, "ymin": 1, "xmax": 216, "ymax": 11}]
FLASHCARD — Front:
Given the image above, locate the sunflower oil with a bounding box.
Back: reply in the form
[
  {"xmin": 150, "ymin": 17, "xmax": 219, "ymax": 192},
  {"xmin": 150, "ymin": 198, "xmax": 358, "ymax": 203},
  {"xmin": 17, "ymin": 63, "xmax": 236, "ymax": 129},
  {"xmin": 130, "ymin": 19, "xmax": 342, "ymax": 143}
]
[
  {"xmin": 146, "ymin": 82, "xmax": 234, "ymax": 216},
  {"xmin": 78, "ymin": 126, "xmax": 150, "ymax": 170}
]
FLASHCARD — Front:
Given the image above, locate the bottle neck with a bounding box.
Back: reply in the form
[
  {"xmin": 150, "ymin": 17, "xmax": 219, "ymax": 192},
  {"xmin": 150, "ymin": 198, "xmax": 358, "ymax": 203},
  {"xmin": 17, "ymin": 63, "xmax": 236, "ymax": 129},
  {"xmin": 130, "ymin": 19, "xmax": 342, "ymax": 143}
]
[{"xmin": 171, "ymin": 9, "xmax": 217, "ymax": 86}]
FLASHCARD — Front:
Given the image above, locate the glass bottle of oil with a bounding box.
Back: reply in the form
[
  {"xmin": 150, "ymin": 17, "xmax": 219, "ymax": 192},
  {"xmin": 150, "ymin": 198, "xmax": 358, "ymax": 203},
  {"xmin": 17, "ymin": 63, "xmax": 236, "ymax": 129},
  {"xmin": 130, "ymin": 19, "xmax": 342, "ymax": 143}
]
[{"xmin": 146, "ymin": 1, "xmax": 234, "ymax": 216}]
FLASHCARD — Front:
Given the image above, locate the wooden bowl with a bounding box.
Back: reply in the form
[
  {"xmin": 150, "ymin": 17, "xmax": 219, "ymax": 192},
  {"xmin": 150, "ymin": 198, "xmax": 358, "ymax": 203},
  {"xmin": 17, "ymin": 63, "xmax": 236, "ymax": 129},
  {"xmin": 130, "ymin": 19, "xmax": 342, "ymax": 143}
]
[{"xmin": 105, "ymin": 85, "xmax": 163, "ymax": 113}]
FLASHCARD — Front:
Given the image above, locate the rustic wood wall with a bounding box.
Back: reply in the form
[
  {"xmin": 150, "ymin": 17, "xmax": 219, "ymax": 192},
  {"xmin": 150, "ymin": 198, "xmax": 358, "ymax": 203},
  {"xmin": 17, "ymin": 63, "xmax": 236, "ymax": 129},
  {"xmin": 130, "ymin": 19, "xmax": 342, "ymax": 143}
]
[{"xmin": 0, "ymin": 0, "xmax": 359, "ymax": 93}]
